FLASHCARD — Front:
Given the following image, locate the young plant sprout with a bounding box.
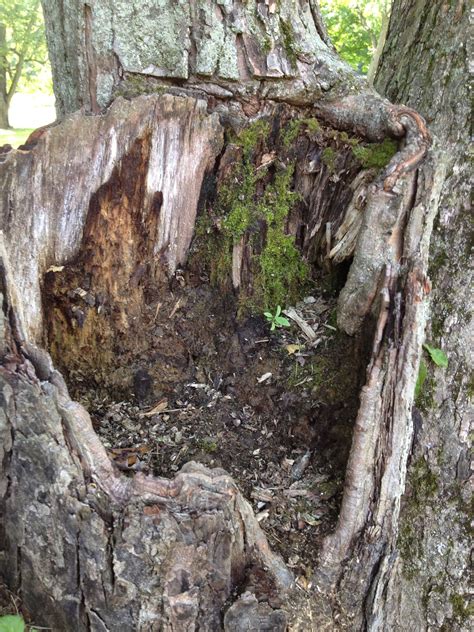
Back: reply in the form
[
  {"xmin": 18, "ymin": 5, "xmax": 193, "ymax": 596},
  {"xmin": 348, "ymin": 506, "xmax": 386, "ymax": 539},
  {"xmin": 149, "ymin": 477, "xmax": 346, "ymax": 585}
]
[{"xmin": 264, "ymin": 306, "xmax": 291, "ymax": 331}]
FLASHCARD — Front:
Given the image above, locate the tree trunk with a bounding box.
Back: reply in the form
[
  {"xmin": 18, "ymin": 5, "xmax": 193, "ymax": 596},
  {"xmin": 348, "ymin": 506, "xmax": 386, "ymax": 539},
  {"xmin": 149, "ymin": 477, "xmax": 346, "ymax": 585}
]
[
  {"xmin": 0, "ymin": 1, "xmax": 468, "ymax": 630},
  {"xmin": 366, "ymin": 1, "xmax": 391, "ymax": 86},
  {"xmin": 369, "ymin": 1, "xmax": 472, "ymax": 629},
  {"xmin": 0, "ymin": 24, "xmax": 10, "ymax": 129}
]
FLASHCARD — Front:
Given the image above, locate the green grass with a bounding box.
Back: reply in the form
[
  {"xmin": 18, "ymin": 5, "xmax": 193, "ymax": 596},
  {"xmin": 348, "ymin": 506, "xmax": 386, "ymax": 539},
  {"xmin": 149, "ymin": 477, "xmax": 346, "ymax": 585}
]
[{"xmin": 0, "ymin": 128, "xmax": 34, "ymax": 147}]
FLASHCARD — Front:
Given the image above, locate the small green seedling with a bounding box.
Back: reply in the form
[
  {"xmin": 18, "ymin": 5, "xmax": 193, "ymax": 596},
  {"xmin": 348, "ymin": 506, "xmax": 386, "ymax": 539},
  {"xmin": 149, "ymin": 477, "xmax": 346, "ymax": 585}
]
[
  {"xmin": 423, "ymin": 343, "xmax": 448, "ymax": 368},
  {"xmin": 414, "ymin": 359, "xmax": 428, "ymax": 399},
  {"xmin": 415, "ymin": 344, "xmax": 448, "ymax": 400},
  {"xmin": 264, "ymin": 306, "xmax": 290, "ymax": 331},
  {"xmin": 0, "ymin": 615, "xmax": 25, "ymax": 632}
]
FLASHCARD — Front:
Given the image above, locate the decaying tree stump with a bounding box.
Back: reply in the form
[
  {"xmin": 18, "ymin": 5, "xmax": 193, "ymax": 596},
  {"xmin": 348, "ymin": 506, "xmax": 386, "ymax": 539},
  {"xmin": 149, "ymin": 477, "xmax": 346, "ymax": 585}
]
[{"xmin": 0, "ymin": 1, "xmax": 469, "ymax": 630}]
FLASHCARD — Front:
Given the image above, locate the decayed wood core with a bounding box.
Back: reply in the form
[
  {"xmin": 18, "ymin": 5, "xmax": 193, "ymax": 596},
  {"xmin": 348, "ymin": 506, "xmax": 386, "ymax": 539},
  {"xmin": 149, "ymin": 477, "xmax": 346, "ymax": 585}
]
[{"xmin": 38, "ymin": 101, "xmax": 372, "ymax": 575}]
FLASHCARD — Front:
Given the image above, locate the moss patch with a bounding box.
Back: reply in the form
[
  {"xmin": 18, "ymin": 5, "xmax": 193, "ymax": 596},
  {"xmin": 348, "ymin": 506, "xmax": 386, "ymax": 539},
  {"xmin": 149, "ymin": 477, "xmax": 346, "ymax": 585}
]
[
  {"xmin": 254, "ymin": 166, "xmax": 309, "ymax": 308},
  {"xmin": 281, "ymin": 117, "xmax": 320, "ymax": 147},
  {"xmin": 113, "ymin": 73, "xmax": 167, "ymax": 99},
  {"xmin": 351, "ymin": 138, "xmax": 398, "ymax": 169},
  {"xmin": 322, "ymin": 146, "xmax": 337, "ymax": 172},
  {"xmin": 450, "ymin": 593, "xmax": 474, "ymax": 621},
  {"xmin": 398, "ymin": 457, "xmax": 439, "ymax": 577},
  {"xmin": 280, "ymin": 19, "xmax": 298, "ymax": 66},
  {"xmin": 194, "ymin": 119, "xmax": 309, "ymax": 314}
]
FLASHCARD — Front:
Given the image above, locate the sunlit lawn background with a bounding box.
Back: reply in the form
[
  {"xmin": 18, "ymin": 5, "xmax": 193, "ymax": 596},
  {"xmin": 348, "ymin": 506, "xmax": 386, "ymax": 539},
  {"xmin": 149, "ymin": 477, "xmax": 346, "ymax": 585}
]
[{"xmin": 1, "ymin": 93, "xmax": 55, "ymax": 145}]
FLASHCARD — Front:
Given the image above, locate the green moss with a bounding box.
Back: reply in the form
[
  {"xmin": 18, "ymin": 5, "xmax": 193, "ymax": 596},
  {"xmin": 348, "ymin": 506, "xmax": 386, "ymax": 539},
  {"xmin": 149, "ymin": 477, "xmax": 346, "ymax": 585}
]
[
  {"xmin": 398, "ymin": 457, "xmax": 440, "ymax": 576},
  {"xmin": 411, "ymin": 457, "xmax": 439, "ymax": 500},
  {"xmin": 327, "ymin": 308, "xmax": 338, "ymax": 328},
  {"xmin": 450, "ymin": 594, "xmax": 474, "ymax": 621},
  {"xmin": 467, "ymin": 372, "xmax": 474, "ymax": 400},
  {"xmin": 306, "ymin": 118, "xmax": 321, "ymax": 133},
  {"xmin": 198, "ymin": 438, "xmax": 218, "ymax": 453},
  {"xmin": 280, "ymin": 19, "xmax": 297, "ymax": 66},
  {"xmin": 113, "ymin": 74, "xmax": 166, "ymax": 99},
  {"xmin": 338, "ymin": 131, "xmax": 359, "ymax": 146},
  {"xmin": 322, "ymin": 147, "xmax": 337, "ymax": 172},
  {"xmin": 234, "ymin": 119, "xmax": 271, "ymax": 157},
  {"xmin": 261, "ymin": 34, "xmax": 272, "ymax": 54},
  {"xmin": 398, "ymin": 521, "xmax": 421, "ymax": 579},
  {"xmin": 415, "ymin": 360, "xmax": 437, "ymax": 412},
  {"xmin": 351, "ymin": 138, "xmax": 398, "ymax": 169},
  {"xmin": 281, "ymin": 117, "xmax": 320, "ymax": 147},
  {"xmin": 194, "ymin": 121, "xmax": 308, "ymax": 315},
  {"xmin": 428, "ymin": 249, "xmax": 448, "ymax": 280},
  {"xmin": 254, "ymin": 166, "xmax": 309, "ymax": 309}
]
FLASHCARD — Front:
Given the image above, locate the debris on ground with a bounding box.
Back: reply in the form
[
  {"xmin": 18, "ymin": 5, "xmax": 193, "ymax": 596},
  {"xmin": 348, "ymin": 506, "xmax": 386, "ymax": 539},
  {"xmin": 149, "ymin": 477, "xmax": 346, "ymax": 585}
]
[{"xmin": 62, "ymin": 278, "xmax": 363, "ymax": 576}]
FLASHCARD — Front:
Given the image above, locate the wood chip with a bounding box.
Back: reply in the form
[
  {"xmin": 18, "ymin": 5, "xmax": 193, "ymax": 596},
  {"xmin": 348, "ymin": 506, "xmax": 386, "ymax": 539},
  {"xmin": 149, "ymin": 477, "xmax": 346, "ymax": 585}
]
[
  {"xmin": 140, "ymin": 399, "xmax": 168, "ymax": 417},
  {"xmin": 257, "ymin": 372, "xmax": 272, "ymax": 383},
  {"xmin": 283, "ymin": 307, "xmax": 318, "ymax": 341},
  {"xmin": 251, "ymin": 488, "xmax": 274, "ymax": 502},
  {"xmin": 256, "ymin": 509, "xmax": 270, "ymax": 522}
]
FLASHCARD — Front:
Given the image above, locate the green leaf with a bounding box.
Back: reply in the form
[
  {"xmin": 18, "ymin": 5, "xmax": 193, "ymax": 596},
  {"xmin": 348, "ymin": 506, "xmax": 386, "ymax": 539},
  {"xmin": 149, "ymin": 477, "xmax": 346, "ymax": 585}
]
[
  {"xmin": 276, "ymin": 305, "xmax": 282, "ymax": 317},
  {"xmin": 263, "ymin": 312, "xmax": 273, "ymax": 319},
  {"xmin": 270, "ymin": 321, "xmax": 276, "ymax": 331},
  {"xmin": 423, "ymin": 344, "xmax": 448, "ymax": 368},
  {"xmin": 0, "ymin": 615, "xmax": 25, "ymax": 632},
  {"xmin": 275, "ymin": 316, "xmax": 290, "ymax": 327},
  {"xmin": 415, "ymin": 360, "xmax": 428, "ymax": 399}
]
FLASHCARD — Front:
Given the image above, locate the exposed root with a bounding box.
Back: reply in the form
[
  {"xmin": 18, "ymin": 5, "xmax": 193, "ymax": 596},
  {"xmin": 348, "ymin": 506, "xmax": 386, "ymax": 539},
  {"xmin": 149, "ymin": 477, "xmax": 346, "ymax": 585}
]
[{"xmin": 383, "ymin": 106, "xmax": 432, "ymax": 191}]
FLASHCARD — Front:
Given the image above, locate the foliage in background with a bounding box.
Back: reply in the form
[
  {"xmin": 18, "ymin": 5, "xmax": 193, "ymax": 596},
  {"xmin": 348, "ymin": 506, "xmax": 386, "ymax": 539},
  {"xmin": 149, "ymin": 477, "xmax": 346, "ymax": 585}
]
[
  {"xmin": 320, "ymin": 0, "xmax": 391, "ymax": 73},
  {"xmin": 0, "ymin": 614, "xmax": 26, "ymax": 632},
  {"xmin": 0, "ymin": 0, "xmax": 51, "ymax": 127}
]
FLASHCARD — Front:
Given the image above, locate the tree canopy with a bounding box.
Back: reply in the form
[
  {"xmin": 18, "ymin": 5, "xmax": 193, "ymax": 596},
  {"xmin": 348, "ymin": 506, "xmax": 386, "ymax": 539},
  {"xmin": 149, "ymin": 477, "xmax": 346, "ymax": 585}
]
[
  {"xmin": 0, "ymin": 0, "xmax": 49, "ymax": 127},
  {"xmin": 320, "ymin": 0, "xmax": 391, "ymax": 73}
]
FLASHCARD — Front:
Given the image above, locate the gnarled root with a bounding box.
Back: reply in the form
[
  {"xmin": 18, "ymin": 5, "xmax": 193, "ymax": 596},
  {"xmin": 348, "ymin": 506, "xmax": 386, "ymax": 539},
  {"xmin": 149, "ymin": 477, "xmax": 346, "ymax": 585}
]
[{"xmin": 316, "ymin": 93, "xmax": 431, "ymax": 334}]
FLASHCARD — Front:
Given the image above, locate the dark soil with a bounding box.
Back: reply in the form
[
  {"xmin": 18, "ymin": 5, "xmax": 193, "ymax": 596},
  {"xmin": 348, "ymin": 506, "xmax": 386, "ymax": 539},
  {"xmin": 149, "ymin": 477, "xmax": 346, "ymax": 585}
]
[{"xmin": 52, "ymin": 268, "xmax": 365, "ymax": 582}]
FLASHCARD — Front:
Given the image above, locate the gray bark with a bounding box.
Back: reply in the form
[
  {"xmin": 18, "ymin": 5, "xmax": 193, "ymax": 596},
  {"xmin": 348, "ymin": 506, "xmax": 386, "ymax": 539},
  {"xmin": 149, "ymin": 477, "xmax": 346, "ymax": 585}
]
[{"xmin": 371, "ymin": 1, "xmax": 472, "ymax": 629}]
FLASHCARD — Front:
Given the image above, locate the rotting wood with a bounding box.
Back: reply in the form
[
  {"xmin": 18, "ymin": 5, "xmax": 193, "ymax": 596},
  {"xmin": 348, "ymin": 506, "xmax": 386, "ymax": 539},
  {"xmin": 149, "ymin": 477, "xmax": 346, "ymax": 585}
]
[{"xmin": 1, "ymin": 1, "xmax": 459, "ymax": 629}]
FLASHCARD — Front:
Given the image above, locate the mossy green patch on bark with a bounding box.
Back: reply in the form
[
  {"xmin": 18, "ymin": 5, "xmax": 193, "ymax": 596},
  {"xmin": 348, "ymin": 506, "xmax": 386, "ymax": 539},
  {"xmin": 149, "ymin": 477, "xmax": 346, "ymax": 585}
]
[
  {"xmin": 254, "ymin": 167, "xmax": 309, "ymax": 309},
  {"xmin": 281, "ymin": 117, "xmax": 320, "ymax": 148},
  {"xmin": 414, "ymin": 350, "xmax": 441, "ymax": 412},
  {"xmin": 410, "ymin": 457, "xmax": 439, "ymax": 499},
  {"xmin": 279, "ymin": 18, "xmax": 298, "ymax": 66},
  {"xmin": 398, "ymin": 457, "xmax": 440, "ymax": 577},
  {"xmin": 450, "ymin": 593, "xmax": 474, "ymax": 622},
  {"xmin": 193, "ymin": 119, "xmax": 309, "ymax": 314},
  {"xmin": 322, "ymin": 147, "xmax": 337, "ymax": 172},
  {"xmin": 351, "ymin": 138, "xmax": 398, "ymax": 169},
  {"xmin": 113, "ymin": 74, "xmax": 167, "ymax": 99},
  {"xmin": 233, "ymin": 119, "xmax": 271, "ymax": 157}
]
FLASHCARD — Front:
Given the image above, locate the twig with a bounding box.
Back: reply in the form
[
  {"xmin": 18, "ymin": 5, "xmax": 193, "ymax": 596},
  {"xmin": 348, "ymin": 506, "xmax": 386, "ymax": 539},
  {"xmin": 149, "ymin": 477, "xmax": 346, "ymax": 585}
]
[{"xmin": 283, "ymin": 307, "xmax": 318, "ymax": 341}]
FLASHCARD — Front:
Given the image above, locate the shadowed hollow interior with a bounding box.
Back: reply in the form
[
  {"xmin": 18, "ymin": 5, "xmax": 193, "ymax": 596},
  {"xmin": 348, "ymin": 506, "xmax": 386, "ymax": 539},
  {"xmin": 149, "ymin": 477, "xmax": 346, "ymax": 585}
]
[{"xmin": 41, "ymin": 115, "xmax": 375, "ymax": 569}]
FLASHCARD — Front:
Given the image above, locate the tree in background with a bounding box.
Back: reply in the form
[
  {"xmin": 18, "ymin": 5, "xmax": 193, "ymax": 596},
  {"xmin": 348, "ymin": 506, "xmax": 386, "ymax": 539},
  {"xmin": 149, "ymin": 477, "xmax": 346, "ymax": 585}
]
[
  {"xmin": 320, "ymin": 0, "xmax": 391, "ymax": 76},
  {"xmin": 0, "ymin": 0, "xmax": 48, "ymax": 128}
]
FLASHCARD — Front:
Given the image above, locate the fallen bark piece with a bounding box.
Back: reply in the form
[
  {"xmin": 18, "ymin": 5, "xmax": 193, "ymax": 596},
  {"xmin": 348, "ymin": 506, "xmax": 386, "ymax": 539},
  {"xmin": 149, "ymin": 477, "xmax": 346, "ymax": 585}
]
[{"xmin": 291, "ymin": 450, "xmax": 312, "ymax": 481}]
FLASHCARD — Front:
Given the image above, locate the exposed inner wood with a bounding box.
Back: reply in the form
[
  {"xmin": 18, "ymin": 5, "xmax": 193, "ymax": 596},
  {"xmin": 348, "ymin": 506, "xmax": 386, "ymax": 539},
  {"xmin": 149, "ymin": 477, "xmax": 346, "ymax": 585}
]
[{"xmin": 0, "ymin": 88, "xmax": 434, "ymax": 629}]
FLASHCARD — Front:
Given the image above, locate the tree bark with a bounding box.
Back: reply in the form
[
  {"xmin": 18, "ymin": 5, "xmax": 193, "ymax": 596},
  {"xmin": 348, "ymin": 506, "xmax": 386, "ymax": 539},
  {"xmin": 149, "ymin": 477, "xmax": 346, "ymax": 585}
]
[
  {"xmin": 369, "ymin": 1, "xmax": 472, "ymax": 629},
  {"xmin": 0, "ymin": 23, "xmax": 10, "ymax": 129},
  {"xmin": 1, "ymin": 1, "xmax": 468, "ymax": 630}
]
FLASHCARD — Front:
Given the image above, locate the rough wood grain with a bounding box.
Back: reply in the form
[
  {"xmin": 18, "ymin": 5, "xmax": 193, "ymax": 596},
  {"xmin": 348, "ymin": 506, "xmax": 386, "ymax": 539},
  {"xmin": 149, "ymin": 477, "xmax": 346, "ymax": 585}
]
[{"xmin": 0, "ymin": 94, "xmax": 222, "ymax": 342}]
